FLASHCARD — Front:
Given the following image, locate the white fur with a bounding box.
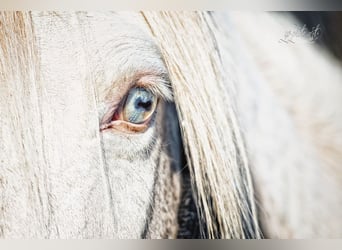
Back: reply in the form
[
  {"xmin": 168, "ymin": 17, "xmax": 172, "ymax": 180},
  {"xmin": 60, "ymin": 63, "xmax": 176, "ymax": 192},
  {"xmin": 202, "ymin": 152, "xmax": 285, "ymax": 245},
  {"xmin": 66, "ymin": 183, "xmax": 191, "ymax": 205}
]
[
  {"xmin": 0, "ymin": 12, "xmax": 171, "ymax": 238},
  {"xmin": 1, "ymin": 11, "xmax": 342, "ymax": 238}
]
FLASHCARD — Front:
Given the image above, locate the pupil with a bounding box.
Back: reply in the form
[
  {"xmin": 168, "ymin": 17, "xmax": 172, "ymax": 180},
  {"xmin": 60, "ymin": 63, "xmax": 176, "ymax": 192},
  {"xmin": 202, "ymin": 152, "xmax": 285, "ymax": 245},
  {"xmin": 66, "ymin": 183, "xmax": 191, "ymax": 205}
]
[{"xmin": 136, "ymin": 99, "xmax": 152, "ymax": 110}]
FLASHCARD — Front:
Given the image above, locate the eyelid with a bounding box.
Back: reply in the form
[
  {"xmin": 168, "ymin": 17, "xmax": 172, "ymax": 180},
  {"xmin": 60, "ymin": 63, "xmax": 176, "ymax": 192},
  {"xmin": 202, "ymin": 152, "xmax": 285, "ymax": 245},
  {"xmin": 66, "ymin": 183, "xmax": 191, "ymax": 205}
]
[
  {"xmin": 102, "ymin": 73, "xmax": 172, "ymax": 106},
  {"xmin": 100, "ymin": 119, "xmax": 152, "ymax": 134},
  {"xmin": 133, "ymin": 74, "xmax": 173, "ymax": 102}
]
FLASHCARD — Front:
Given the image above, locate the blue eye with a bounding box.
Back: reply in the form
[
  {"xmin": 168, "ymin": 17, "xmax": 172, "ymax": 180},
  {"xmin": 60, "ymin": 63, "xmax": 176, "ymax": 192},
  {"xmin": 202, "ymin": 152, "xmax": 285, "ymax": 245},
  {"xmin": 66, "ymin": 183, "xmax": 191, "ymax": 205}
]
[{"xmin": 122, "ymin": 87, "xmax": 157, "ymax": 124}]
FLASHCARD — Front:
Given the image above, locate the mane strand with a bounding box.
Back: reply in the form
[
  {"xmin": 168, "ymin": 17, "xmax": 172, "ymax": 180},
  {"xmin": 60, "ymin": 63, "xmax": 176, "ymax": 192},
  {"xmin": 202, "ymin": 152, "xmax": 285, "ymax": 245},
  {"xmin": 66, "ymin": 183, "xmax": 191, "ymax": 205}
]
[{"xmin": 141, "ymin": 11, "xmax": 261, "ymax": 239}]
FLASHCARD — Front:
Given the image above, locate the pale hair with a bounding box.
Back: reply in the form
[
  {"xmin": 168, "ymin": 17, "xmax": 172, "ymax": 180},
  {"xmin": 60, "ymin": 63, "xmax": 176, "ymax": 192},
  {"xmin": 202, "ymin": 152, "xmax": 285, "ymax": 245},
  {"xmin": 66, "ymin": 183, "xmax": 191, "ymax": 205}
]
[
  {"xmin": 142, "ymin": 11, "xmax": 261, "ymax": 238},
  {"xmin": 2, "ymin": 11, "xmax": 342, "ymax": 239}
]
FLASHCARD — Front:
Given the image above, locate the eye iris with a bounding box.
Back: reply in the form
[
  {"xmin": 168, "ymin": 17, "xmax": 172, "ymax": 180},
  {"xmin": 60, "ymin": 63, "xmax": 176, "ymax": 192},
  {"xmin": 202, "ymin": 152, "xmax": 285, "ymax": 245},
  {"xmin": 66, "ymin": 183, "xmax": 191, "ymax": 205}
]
[{"xmin": 123, "ymin": 87, "xmax": 156, "ymax": 124}]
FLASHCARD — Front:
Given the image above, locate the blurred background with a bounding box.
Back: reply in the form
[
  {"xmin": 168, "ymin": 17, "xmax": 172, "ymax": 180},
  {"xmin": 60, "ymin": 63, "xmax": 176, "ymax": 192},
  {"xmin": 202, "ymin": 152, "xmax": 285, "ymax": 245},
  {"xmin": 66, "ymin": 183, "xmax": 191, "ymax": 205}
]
[{"xmin": 291, "ymin": 12, "xmax": 342, "ymax": 62}]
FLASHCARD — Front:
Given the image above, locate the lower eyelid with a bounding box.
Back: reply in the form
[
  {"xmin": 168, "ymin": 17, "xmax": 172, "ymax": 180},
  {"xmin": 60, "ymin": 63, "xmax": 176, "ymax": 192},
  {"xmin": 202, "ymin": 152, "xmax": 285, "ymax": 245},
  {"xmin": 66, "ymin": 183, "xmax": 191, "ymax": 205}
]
[{"xmin": 100, "ymin": 114, "xmax": 154, "ymax": 134}]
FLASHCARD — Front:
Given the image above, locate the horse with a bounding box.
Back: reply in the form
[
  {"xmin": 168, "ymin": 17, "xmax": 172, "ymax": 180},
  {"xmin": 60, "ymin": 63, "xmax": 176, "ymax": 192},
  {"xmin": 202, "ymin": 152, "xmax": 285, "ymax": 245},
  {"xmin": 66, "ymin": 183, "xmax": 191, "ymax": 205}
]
[{"xmin": 0, "ymin": 11, "xmax": 341, "ymax": 238}]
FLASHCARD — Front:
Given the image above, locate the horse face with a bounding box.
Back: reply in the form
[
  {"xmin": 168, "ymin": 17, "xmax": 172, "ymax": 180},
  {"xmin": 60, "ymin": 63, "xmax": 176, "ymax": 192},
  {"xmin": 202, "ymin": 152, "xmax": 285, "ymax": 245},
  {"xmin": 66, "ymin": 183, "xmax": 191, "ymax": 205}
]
[{"xmin": 0, "ymin": 12, "xmax": 181, "ymax": 238}]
